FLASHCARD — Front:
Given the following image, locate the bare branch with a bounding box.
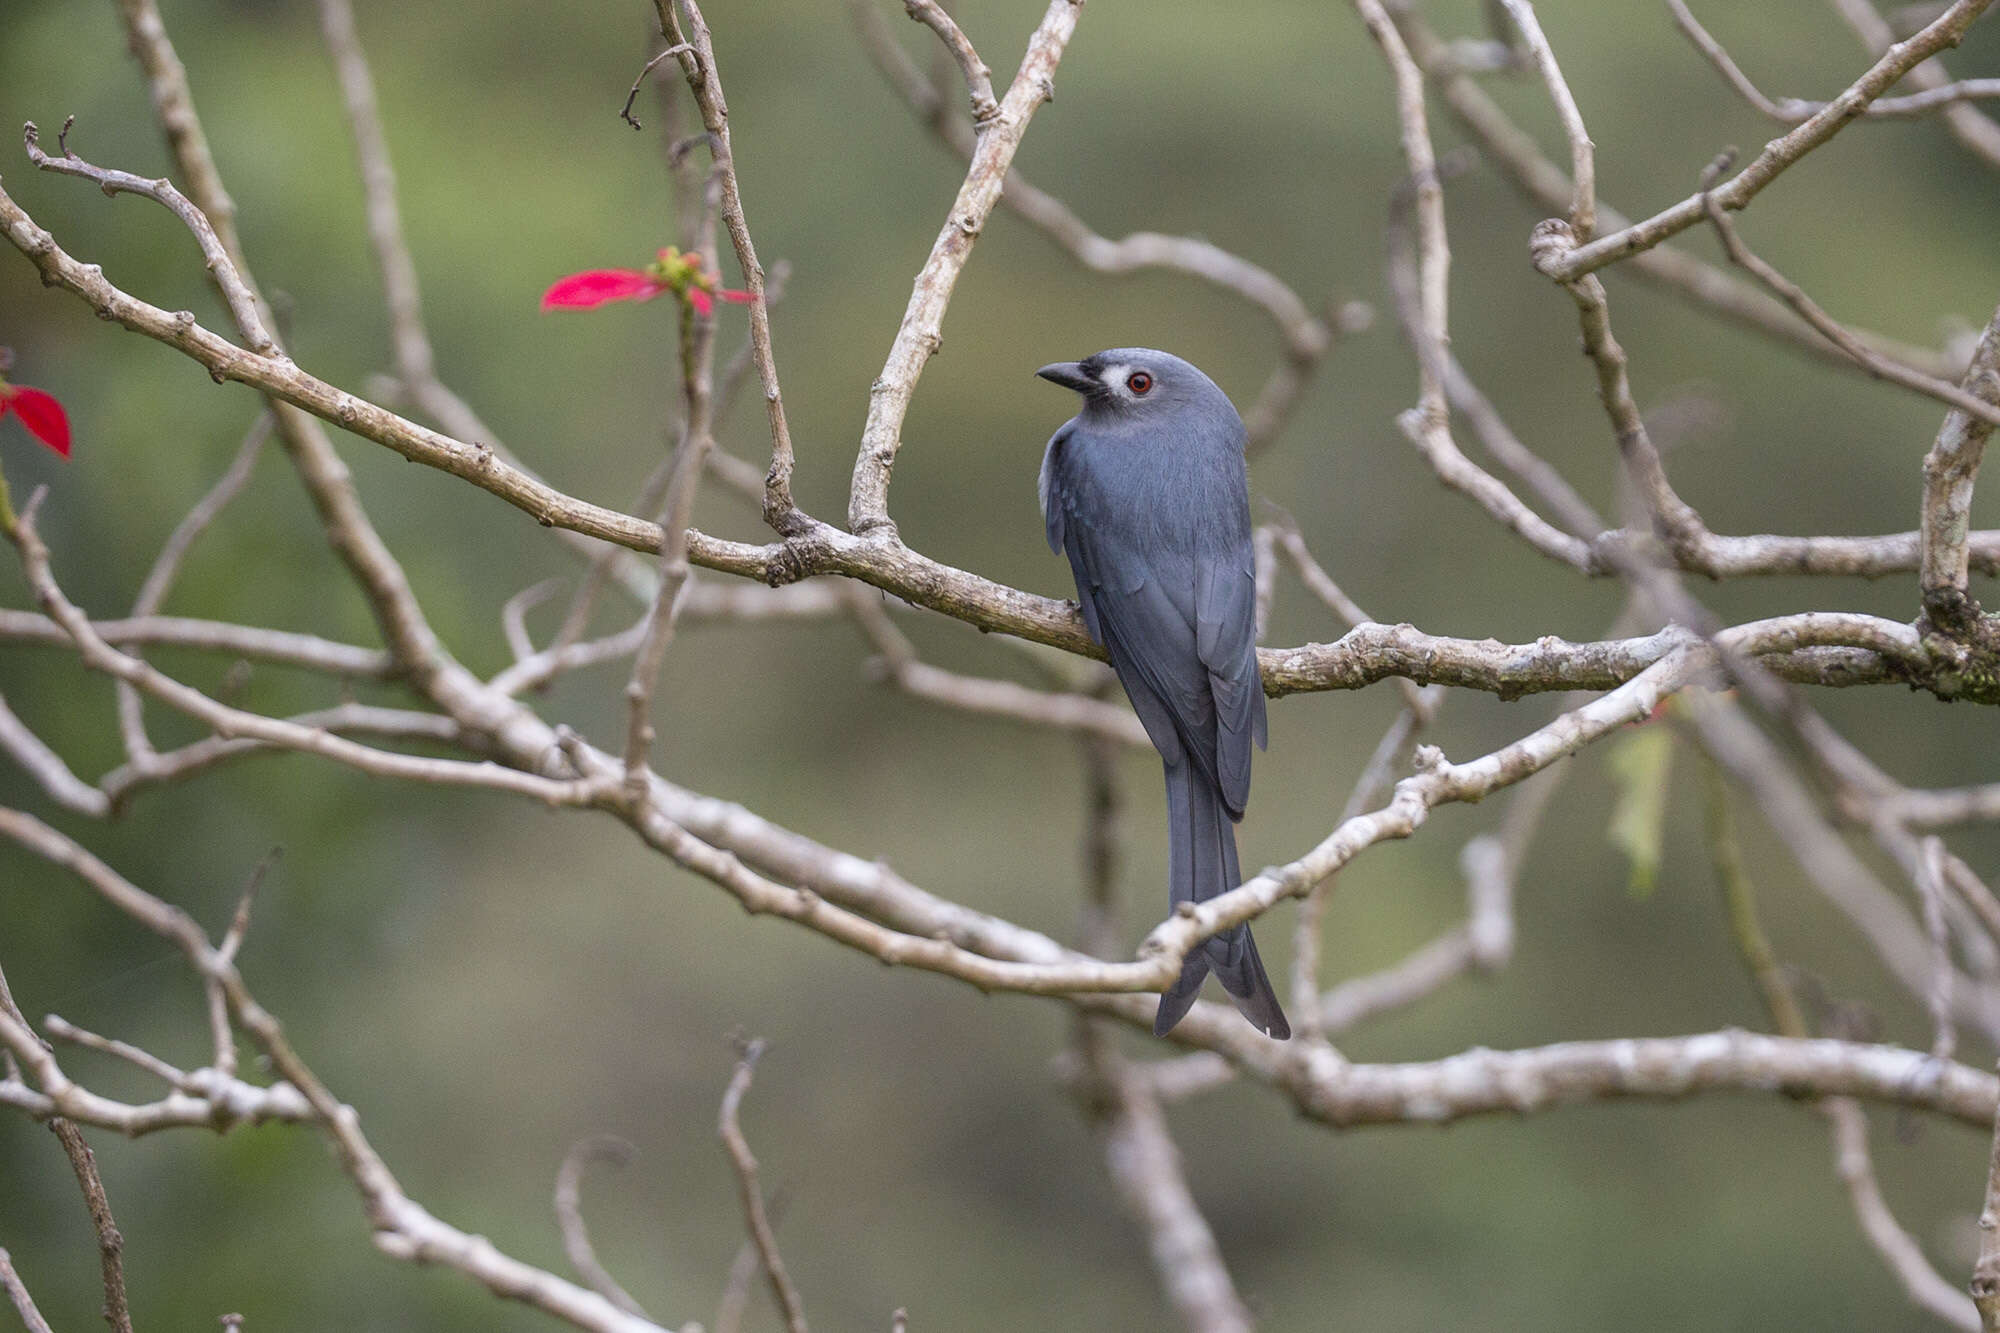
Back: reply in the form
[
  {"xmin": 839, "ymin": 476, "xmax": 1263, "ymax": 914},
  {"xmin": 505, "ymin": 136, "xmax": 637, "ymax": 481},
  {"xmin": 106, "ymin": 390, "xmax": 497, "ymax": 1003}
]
[
  {"xmin": 1084, "ymin": 1049, "xmax": 1251, "ymax": 1333},
  {"xmin": 132, "ymin": 413, "xmax": 270, "ymax": 621},
  {"xmin": 1382, "ymin": 191, "xmax": 1601, "ymax": 572},
  {"xmin": 1711, "ymin": 772, "xmax": 1987, "ymax": 1330},
  {"xmin": 1673, "ymin": 0, "xmax": 2000, "ymax": 123},
  {"xmin": 847, "ymin": 0, "xmax": 1085, "ymax": 534},
  {"xmin": 113, "ymin": 410, "xmax": 273, "ymax": 768},
  {"xmin": 1248, "ymin": 1030, "xmax": 2000, "ymax": 1131},
  {"xmin": 1316, "ymin": 928, "xmax": 1476, "ymax": 1036},
  {"xmin": 1974, "ymin": 1078, "xmax": 2000, "ymax": 1326},
  {"xmin": 316, "ymin": 0, "xmax": 437, "ymax": 387},
  {"xmin": 1388, "ymin": 1, "xmax": 1963, "ymax": 380},
  {"xmin": 0, "ymin": 694, "xmax": 110, "ymax": 816},
  {"xmin": 43, "ymin": 1015, "xmax": 189, "ymax": 1088},
  {"xmin": 97, "ymin": 705, "xmax": 464, "ymax": 813},
  {"xmin": 619, "ymin": 44, "xmax": 692, "ymax": 131},
  {"xmin": 502, "ymin": 578, "xmax": 567, "ymax": 665},
  {"xmin": 1686, "ymin": 691, "xmax": 1997, "ymax": 1041},
  {"xmin": 0, "ymin": 806, "xmax": 671, "ymax": 1333},
  {"xmin": 1922, "ymin": 303, "xmax": 2000, "ymax": 629},
  {"xmin": 48, "ymin": 1119, "xmax": 135, "ymax": 1333},
  {"xmin": 0, "ymin": 610, "xmax": 395, "ymax": 678},
  {"xmin": 622, "ymin": 174, "xmax": 723, "ymax": 782},
  {"xmin": 1352, "ymin": 0, "xmax": 1450, "ymax": 427},
  {"xmin": 847, "ymin": 590, "xmax": 1147, "ymax": 746},
  {"xmin": 1832, "ymin": 0, "xmax": 2000, "ymax": 170},
  {"xmin": 23, "ymin": 119, "xmax": 279, "ymax": 355},
  {"xmin": 7, "ymin": 513, "xmax": 596, "ymax": 807},
  {"xmin": 902, "ymin": 1, "xmax": 999, "ymax": 124},
  {"xmin": 1494, "ymin": 0, "xmax": 1594, "ymax": 238},
  {"xmin": 110, "ymin": 0, "xmax": 447, "ymax": 675},
  {"xmin": 0, "ymin": 1249, "xmax": 53, "ymax": 1333},
  {"xmin": 717, "ymin": 1039, "xmax": 807, "ymax": 1333},
  {"xmin": 1920, "ymin": 836, "xmax": 1962, "ymax": 1062},
  {"xmin": 654, "ymin": 0, "xmax": 805, "ymax": 534},
  {"xmin": 847, "ymin": 0, "xmax": 1341, "ymax": 451},
  {"xmin": 1826, "ymin": 1099, "xmax": 1981, "ymax": 1329},
  {"xmin": 1538, "ymin": 0, "xmax": 1997, "ymax": 281},
  {"xmin": 553, "ymin": 1137, "xmax": 651, "ymax": 1321},
  {"xmin": 1697, "ymin": 161, "xmax": 2000, "ymax": 427}
]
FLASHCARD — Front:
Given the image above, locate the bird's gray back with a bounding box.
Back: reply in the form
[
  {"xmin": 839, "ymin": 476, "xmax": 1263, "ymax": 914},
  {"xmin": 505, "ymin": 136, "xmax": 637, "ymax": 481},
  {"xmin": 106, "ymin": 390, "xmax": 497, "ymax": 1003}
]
[{"xmin": 1041, "ymin": 383, "xmax": 1265, "ymax": 812}]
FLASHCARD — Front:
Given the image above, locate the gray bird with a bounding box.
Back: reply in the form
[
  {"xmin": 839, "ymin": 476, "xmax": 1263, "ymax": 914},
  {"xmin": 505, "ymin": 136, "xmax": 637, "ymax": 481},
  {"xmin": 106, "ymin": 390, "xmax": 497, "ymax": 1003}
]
[{"xmin": 1036, "ymin": 349, "xmax": 1289, "ymax": 1040}]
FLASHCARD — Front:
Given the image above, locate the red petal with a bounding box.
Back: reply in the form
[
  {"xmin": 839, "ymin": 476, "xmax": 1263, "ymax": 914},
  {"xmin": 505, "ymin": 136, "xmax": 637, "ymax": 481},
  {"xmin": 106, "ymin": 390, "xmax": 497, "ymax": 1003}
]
[
  {"xmin": 6, "ymin": 386, "xmax": 70, "ymax": 458},
  {"xmin": 687, "ymin": 288, "xmax": 714, "ymax": 317},
  {"xmin": 718, "ymin": 288, "xmax": 755, "ymax": 305},
  {"xmin": 540, "ymin": 270, "xmax": 665, "ymax": 310}
]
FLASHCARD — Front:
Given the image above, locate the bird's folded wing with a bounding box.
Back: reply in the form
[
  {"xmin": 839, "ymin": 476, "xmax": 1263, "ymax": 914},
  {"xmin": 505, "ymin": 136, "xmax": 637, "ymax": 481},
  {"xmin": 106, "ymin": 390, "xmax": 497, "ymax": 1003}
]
[
  {"xmin": 1066, "ymin": 529, "xmax": 1220, "ymax": 786},
  {"xmin": 1196, "ymin": 558, "xmax": 1268, "ymax": 817}
]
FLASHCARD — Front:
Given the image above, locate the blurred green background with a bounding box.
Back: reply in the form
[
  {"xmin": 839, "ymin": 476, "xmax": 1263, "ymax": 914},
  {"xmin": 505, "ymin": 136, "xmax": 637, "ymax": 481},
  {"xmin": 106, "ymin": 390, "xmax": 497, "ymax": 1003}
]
[{"xmin": 5, "ymin": 1, "xmax": 2000, "ymax": 1327}]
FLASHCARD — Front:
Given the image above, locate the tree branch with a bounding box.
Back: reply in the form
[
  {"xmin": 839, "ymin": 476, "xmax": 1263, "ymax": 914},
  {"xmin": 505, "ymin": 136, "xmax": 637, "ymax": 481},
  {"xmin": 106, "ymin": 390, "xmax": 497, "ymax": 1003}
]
[
  {"xmin": 653, "ymin": 0, "xmax": 806, "ymax": 535},
  {"xmin": 553, "ymin": 1137, "xmax": 651, "ymax": 1322},
  {"xmin": 847, "ymin": 0, "xmax": 1084, "ymax": 534},
  {"xmin": 1539, "ymin": 0, "xmax": 1997, "ymax": 281},
  {"xmin": 716, "ymin": 1040, "xmax": 807, "ymax": 1333}
]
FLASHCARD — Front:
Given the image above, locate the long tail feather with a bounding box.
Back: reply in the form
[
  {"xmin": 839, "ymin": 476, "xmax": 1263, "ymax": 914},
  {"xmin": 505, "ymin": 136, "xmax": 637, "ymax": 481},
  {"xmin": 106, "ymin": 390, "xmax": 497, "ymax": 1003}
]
[{"xmin": 1155, "ymin": 763, "xmax": 1290, "ymax": 1039}]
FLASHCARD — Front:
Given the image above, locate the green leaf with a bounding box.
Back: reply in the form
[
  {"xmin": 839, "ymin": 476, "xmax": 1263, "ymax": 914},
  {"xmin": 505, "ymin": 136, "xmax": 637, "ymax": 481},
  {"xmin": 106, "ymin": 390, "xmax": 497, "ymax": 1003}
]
[{"xmin": 1606, "ymin": 725, "xmax": 1674, "ymax": 898}]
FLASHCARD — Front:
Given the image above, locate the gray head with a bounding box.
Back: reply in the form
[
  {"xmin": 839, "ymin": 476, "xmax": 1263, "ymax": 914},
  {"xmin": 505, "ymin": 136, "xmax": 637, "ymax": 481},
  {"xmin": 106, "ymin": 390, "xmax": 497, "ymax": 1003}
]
[{"xmin": 1035, "ymin": 348, "xmax": 1239, "ymax": 429}]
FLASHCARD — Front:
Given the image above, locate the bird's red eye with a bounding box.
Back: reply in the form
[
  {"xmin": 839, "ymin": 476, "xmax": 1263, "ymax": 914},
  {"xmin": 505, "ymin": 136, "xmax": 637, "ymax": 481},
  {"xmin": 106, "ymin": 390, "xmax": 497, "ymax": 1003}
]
[{"xmin": 1126, "ymin": 372, "xmax": 1153, "ymax": 395}]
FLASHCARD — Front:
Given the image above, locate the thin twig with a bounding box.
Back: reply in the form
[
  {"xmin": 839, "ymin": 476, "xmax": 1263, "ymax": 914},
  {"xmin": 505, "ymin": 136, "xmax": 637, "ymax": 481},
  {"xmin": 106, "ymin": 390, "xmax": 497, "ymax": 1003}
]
[
  {"xmin": 1539, "ymin": 0, "xmax": 1997, "ymax": 280},
  {"xmin": 0, "ymin": 693, "xmax": 110, "ymax": 816},
  {"xmin": 116, "ymin": 411, "xmax": 271, "ymax": 765},
  {"xmin": 1079, "ymin": 1041, "xmax": 1252, "ymax": 1333},
  {"xmin": 1672, "ymin": 0, "xmax": 2000, "ymax": 122},
  {"xmin": 23, "ymin": 119, "xmax": 278, "ymax": 354},
  {"xmin": 0, "ymin": 973, "xmax": 131, "ymax": 1333},
  {"xmin": 1352, "ymin": 0, "xmax": 1450, "ymax": 432},
  {"xmin": 0, "ymin": 1249, "xmax": 53, "ymax": 1333},
  {"xmin": 1920, "ymin": 302, "xmax": 2000, "ymax": 630},
  {"xmin": 1495, "ymin": 0, "xmax": 1594, "ymax": 239},
  {"xmin": 1705, "ymin": 759, "xmax": 1978, "ymax": 1329},
  {"xmin": 1388, "ymin": 0, "xmax": 1962, "ymax": 380},
  {"xmin": 902, "ymin": 0, "xmax": 999, "ymax": 124},
  {"xmin": 1919, "ymin": 836, "xmax": 1961, "ymax": 1063},
  {"xmin": 1974, "ymin": 1082, "xmax": 2000, "ymax": 1326},
  {"xmin": 133, "ymin": 416, "xmax": 270, "ymax": 618},
  {"xmin": 622, "ymin": 167, "xmax": 723, "ymax": 782},
  {"xmin": 48, "ymin": 1119, "xmax": 134, "ymax": 1333},
  {"xmin": 717, "ymin": 1039, "xmax": 807, "ymax": 1333},
  {"xmin": 553, "ymin": 1136, "xmax": 651, "ymax": 1321},
  {"xmin": 846, "ymin": 0, "xmax": 1085, "ymax": 534},
  {"xmin": 43, "ymin": 1015, "xmax": 190, "ymax": 1088},
  {"xmin": 620, "ymin": 44, "xmax": 693, "ymax": 130},
  {"xmin": 713, "ymin": 1188, "xmax": 790, "ymax": 1333},
  {"xmin": 1381, "ymin": 148, "xmax": 1604, "ymax": 571},
  {"xmin": 654, "ymin": 0, "xmax": 805, "ymax": 535},
  {"xmin": 1697, "ymin": 156, "xmax": 2000, "ymax": 428},
  {"xmin": 1825, "ymin": 1097, "xmax": 1981, "ymax": 1329},
  {"xmin": 1832, "ymin": 0, "xmax": 2000, "ymax": 170},
  {"xmin": 847, "ymin": 0, "xmax": 1344, "ymax": 453},
  {"xmin": 112, "ymin": 0, "xmax": 448, "ymax": 675},
  {"xmin": 503, "ymin": 578, "xmax": 567, "ymax": 664}
]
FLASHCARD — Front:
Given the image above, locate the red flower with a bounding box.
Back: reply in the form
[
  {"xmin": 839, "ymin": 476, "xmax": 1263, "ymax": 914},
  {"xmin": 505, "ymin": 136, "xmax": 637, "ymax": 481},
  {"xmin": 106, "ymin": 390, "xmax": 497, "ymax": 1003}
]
[
  {"xmin": 541, "ymin": 269, "xmax": 667, "ymax": 311},
  {"xmin": 541, "ymin": 247, "xmax": 752, "ymax": 317},
  {"xmin": 0, "ymin": 381, "xmax": 70, "ymax": 459},
  {"xmin": 687, "ymin": 286, "xmax": 755, "ymax": 318}
]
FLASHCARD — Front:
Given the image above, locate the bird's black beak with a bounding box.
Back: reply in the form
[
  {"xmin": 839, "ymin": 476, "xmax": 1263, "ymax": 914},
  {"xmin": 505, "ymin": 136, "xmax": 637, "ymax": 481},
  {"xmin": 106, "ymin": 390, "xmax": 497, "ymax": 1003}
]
[{"xmin": 1035, "ymin": 361, "xmax": 1095, "ymax": 393}]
